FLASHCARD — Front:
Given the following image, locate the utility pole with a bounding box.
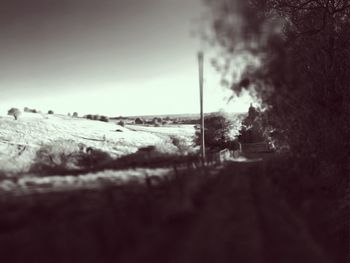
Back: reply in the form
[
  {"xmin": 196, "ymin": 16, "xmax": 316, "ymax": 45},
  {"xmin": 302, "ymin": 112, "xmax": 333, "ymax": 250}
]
[{"xmin": 198, "ymin": 51, "xmax": 206, "ymax": 164}]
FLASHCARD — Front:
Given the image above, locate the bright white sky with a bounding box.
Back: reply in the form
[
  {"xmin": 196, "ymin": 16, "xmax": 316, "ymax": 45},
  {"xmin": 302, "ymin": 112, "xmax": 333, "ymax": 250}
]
[{"xmin": 0, "ymin": 0, "xmax": 254, "ymax": 116}]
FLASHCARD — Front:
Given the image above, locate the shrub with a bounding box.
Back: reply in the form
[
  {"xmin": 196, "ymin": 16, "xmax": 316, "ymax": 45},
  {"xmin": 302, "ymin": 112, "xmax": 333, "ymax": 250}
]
[
  {"xmin": 194, "ymin": 114, "xmax": 236, "ymax": 151},
  {"xmin": 99, "ymin": 115, "xmax": 109, "ymax": 122},
  {"xmin": 73, "ymin": 112, "xmax": 78, "ymax": 118},
  {"xmin": 92, "ymin": 115, "xmax": 100, "ymax": 120},
  {"xmin": 30, "ymin": 141, "xmax": 85, "ymax": 174},
  {"xmin": 8, "ymin": 108, "xmax": 21, "ymax": 120},
  {"xmin": 77, "ymin": 148, "xmax": 113, "ymax": 169},
  {"xmin": 118, "ymin": 120, "xmax": 125, "ymax": 127},
  {"xmin": 48, "ymin": 110, "xmax": 54, "ymax": 114},
  {"xmin": 170, "ymin": 136, "xmax": 191, "ymax": 154},
  {"xmin": 86, "ymin": 114, "xmax": 93, "ymax": 120},
  {"xmin": 30, "ymin": 141, "xmax": 113, "ymax": 174},
  {"xmin": 24, "ymin": 107, "xmax": 37, "ymax": 113},
  {"xmin": 135, "ymin": 118, "xmax": 144, "ymax": 124},
  {"xmin": 238, "ymin": 105, "xmax": 271, "ymax": 144}
]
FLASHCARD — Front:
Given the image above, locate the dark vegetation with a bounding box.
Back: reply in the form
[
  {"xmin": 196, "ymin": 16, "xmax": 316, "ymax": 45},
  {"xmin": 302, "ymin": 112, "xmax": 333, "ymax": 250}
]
[
  {"xmin": 117, "ymin": 120, "xmax": 125, "ymax": 127},
  {"xmin": 238, "ymin": 105, "xmax": 269, "ymax": 144},
  {"xmin": 30, "ymin": 144, "xmax": 114, "ymax": 176},
  {"xmin": 28, "ymin": 142, "xmax": 201, "ymax": 177},
  {"xmin": 24, "ymin": 107, "xmax": 38, "ymax": 113},
  {"xmin": 0, "ymin": 165, "xmax": 214, "ymax": 263},
  {"xmin": 85, "ymin": 114, "xmax": 109, "ymax": 122},
  {"xmin": 48, "ymin": 110, "xmax": 54, "ymax": 114},
  {"xmin": 204, "ymin": 0, "xmax": 349, "ymax": 261},
  {"xmin": 7, "ymin": 108, "xmax": 21, "ymax": 120},
  {"xmin": 194, "ymin": 113, "xmax": 239, "ymax": 153},
  {"xmin": 134, "ymin": 117, "xmax": 144, "ymax": 124}
]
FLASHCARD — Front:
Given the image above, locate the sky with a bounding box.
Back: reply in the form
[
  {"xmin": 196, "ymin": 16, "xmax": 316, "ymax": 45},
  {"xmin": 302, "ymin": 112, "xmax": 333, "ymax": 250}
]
[{"xmin": 0, "ymin": 0, "xmax": 253, "ymax": 116}]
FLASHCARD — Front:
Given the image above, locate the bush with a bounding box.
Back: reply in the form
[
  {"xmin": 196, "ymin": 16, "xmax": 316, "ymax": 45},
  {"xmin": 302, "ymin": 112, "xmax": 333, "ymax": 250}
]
[
  {"xmin": 99, "ymin": 115, "xmax": 109, "ymax": 122},
  {"xmin": 118, "ymin": 120, "xmax": 125, "ymax": 127},
  {"xmin": 73, "ymin": 112, "xmax": 78, "ymax": 118},
  {"xmin": 135, "ymin": 118, "xmax": 144, "ymax": 124},
  {"xmin": 30, "ymin": 141, "xmax": 85, "ymax": 174},
  {"xmin": 238, "ymin": 105, "xmax": 269, "ymax": 144},
  {"xmin": 194, "ymin": 114, "xmax": 235, "ymax": 151},
  {"xmin": 24, "ymin": 107, "xmax": 37, "ymax": 113},
  {"xmin": 77, "ymin": 148, "xmax": 113, "ymax": 169},
  {"xmin": 86, "ymin": 114, "xmax": 93, "ymax": 120},
  {"xmin": 48, "ymin": 110, "xmax": 54, "ymax": 114},
  {"xmin": 170, "ymin": 136, "xmax": 191, "ymax": 155},
  {"xmin": 30, "ymin": 142, "xmax": 113, "ymax": 175},
  {"xmin": 8, "ymin": 108, "xmax": 21, "ymax": 120}
]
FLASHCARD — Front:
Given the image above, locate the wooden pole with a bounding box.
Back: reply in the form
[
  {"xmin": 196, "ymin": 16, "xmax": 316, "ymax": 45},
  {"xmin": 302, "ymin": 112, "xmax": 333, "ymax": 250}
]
[{"xmin": 198, "ymin": 51, "xmax": 206, "ymax": 164}]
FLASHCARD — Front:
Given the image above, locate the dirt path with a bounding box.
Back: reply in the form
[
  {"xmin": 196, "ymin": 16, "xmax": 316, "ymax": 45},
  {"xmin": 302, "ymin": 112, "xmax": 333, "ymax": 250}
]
[
  {"xmin": 121, "ymin": 161, "xmax": 330, "ymax": 263},
  {"xmin": 0, "ymin": 161, "xmax": 332, "ymax": 263}
]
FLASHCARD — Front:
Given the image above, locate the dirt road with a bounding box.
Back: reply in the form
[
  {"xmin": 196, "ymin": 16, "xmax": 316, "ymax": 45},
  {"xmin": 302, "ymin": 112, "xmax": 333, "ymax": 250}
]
[
  {"xmin": 122, "ymin": 161, "xmax": 330, "ymax": 263},
  {"xmin": 0, "ymin": 160, "xmax": 333, "ymax": 263}
]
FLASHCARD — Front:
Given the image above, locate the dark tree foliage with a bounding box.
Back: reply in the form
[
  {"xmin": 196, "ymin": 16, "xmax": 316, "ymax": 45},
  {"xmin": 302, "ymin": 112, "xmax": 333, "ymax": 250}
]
[
  {"xmin": 24, "ymin": 107, "xmax": 37, "ymax": 113},
  {"xmin": 205, "ymin": 1, "xmax": 349, "ymax": 260},
  {"xmin": 48, "ymin": 110, "xmax": 54, "ymax": 114},
  {"xmin": 72, "ymin": 112, "xmax": 78, "ymax": 118},
  {"xmin": 205, "ymin": 0, "xmax": 350, "ymax": 167},
  {"xmin": 118, "ymin": 120, "xmax": 125, "ymax": 127},
  {"xmin": 99, "ymin": 115, "xmax": 109, "ymax": 122},
  {"xmin": 135, "ymin": 118, "xmax": 144, "ymax": 124},
  {"xmin": 8, "ymin": 108, "xmax": 21, "ymax": 120},
  {"xmin": 238, "ymin": 104, "xmax": 267, "ymax": 143},
  {"xmin": 195, "ymin": 114, "xmax": 237, "ymax": 151}
]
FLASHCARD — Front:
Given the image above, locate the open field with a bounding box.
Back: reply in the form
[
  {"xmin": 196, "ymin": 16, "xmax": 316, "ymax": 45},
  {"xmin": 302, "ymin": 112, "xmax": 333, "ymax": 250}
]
[{"xmin": 0, "ymin": 112, "xmax": 196, "ymax": 175}]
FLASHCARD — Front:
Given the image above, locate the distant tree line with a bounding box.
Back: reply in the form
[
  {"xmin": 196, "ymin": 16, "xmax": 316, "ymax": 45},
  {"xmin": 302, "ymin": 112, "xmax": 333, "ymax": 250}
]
[
  {"xmin": 24, "ymin": 107, "xmax": 40, "ymax": 113},
  {"xmin": 85, "ymin": 114, "xmax": 109, "ymax": 122}
]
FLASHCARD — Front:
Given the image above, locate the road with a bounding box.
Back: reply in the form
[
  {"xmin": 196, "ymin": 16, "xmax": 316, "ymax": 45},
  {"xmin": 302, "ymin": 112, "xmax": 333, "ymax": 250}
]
[
  {"xmin": 121, "ymin": 161, "xmax": 330, "ymax": 263},
  {"xmin": 0, "ymin": 160, "xmax": 333, "ymax": 263}
]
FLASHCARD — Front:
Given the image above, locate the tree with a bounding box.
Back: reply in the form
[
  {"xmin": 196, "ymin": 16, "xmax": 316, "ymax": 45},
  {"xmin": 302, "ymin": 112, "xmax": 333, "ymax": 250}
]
[
  {"xmin": 92, "ymin": 115, "xmax": 100, "ymax": 120},
  {"xmin": 8, "ymin": 108, "xmax": 21, "ymax": 120},
  {"xmin": 24, "ymin": 107, "xmax": 37, "ymax": 113},
  {"xmin": 238, "ymin": 104, "xmax": 267, "ymax": 144},
  {"xmin": 152, "ymin": 117, "xmax": 162, "ymax": 126},
  {"xmin": 73, "ymin": 112, "xmax": 78, "ymax": 118},
  {"xmin": 205, "ymin": 2, "xmax": 349, "ymax": 260},
  {"xmin": 135, "ymin": 118, "xmax": 144, "ymax": 124},
  {"xmin": 194, "ymin": 114, "xmax": 237, "ymax": 151},
  {"xmin": 118, "ymin": 120, "xmax": 125, "ymax": 127},
  {"xmin": 99, "ymin": 115, "xmax": 109, "ymax": 122},
  {"xmin": 204, "ymin": 0, "xmax": 350, "ymax": 165},
  {"xmin": 48, "ymin": 110, "xmax": 54, "ymax": 114}
]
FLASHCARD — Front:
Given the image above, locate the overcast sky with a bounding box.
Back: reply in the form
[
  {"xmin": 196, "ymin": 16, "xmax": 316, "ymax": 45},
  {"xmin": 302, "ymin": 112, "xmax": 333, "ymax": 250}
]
[{"xmin": 0, "ymin": 0, "xmax": 253, "ymax": 116}]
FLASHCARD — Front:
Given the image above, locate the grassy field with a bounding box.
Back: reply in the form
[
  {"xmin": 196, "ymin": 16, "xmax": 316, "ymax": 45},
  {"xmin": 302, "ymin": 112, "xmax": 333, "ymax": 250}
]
[{"xmin": 0, "ymin": 112, "xmax": 196, "ymax": 175}]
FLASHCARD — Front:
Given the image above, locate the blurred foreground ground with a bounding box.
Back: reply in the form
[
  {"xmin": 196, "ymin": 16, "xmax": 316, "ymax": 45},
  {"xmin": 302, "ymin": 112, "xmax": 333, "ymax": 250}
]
[{"xmin": 0, "ymin": 157, "xmax": 345, "ymax": 263}]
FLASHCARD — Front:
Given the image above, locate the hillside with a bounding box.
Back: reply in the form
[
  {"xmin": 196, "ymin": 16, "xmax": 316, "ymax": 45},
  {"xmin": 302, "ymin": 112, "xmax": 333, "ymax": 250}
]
[{"xmin": 0, "ymin": 113, "xmax": 195, "ymax": 174}]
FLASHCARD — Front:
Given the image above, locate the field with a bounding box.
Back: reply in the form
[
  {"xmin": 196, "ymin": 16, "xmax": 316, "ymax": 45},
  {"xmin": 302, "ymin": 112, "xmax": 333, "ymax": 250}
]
[
  {"xmin": 0, "ymin": 112, "xmax": 196, "ymax": 172},
  {"xmin": 0, "ymin": 112, "xmax": 346, "ymax": 263},
  {"xmin": 0, "ymin": 112, "xmax": 197, "ymax": 192}
]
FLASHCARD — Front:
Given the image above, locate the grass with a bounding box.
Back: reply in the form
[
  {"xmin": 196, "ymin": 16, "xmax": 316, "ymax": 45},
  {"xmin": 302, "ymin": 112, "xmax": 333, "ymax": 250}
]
[
  {"xmin": 0, "ymin": 165, "xmax": 214, "ymax": 263},
  {"xmin": 0, "ymin": 112, "xmax": 195, "ymax": 174},
  {"xmin": 263, "ymin": 156, "xmax": 348, "ymax": 263}
]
